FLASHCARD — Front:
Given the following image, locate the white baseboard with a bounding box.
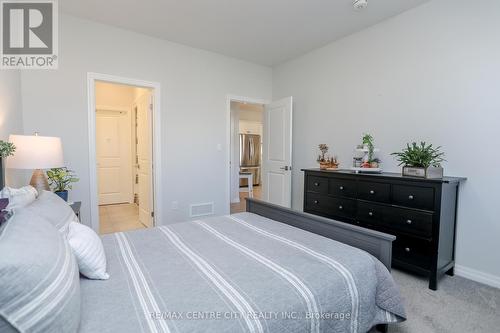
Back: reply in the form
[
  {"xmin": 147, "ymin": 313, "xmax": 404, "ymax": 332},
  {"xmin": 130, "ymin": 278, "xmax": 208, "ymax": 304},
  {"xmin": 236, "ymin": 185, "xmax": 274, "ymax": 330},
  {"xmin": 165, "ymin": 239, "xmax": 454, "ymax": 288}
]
[{"xmin": 455, "ymin": 265, "xmax": 500, "ymax": 289}]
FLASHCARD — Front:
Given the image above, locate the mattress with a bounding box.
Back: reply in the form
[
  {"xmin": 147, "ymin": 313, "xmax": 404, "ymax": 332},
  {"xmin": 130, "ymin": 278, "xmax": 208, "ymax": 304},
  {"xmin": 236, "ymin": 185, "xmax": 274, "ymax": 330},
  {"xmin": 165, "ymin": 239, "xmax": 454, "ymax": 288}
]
[{"xmin": 79, "ymin": 212, "xmax": 405, "ymax": 333}]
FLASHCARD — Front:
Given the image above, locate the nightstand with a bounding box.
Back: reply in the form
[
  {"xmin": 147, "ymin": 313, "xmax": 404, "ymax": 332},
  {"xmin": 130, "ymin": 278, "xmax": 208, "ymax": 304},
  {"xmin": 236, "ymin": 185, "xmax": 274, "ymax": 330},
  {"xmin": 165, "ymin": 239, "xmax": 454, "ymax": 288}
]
[{"xmin": 70, "ymin": 201, "xmax": 81, "ymax": 221}]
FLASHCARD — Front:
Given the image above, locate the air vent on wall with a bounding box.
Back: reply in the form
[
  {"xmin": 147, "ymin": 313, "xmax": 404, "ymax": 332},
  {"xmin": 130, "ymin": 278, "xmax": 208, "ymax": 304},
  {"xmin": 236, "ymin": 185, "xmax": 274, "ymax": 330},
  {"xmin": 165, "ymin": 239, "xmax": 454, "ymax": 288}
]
[{"xmin": 190, "ymin": 202, "xmax": 214, "ymax": 218}]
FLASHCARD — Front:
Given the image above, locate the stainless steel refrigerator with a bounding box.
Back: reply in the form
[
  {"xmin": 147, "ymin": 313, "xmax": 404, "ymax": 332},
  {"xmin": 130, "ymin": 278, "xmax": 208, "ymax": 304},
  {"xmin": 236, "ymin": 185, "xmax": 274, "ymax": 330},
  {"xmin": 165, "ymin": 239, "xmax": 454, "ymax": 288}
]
[{"xmin": 239, "ymin": 134, "xmax": 261, "ymax": 187}]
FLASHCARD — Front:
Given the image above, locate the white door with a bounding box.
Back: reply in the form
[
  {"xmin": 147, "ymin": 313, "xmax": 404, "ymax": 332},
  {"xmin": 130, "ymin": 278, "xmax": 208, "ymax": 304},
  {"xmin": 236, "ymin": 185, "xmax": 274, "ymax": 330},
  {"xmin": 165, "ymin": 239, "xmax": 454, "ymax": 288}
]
[
  {"xmin": 136, "ymin": 93, "xmax": 154, "ymax": 227},
  {"xmin": 96, "ymin": 110, "xmax": 133, "ymax": 205},
  {"xmin": 262, "ymin": 97, "xmax": 293, "ymax": 208}
]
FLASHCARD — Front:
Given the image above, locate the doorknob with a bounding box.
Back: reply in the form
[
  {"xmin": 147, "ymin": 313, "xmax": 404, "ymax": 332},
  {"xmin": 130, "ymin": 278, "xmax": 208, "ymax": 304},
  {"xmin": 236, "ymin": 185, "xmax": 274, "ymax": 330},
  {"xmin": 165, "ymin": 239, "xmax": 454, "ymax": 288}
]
[{"xmin": 280, "ymin": 166, "xmax": 290, "ymax": 171}]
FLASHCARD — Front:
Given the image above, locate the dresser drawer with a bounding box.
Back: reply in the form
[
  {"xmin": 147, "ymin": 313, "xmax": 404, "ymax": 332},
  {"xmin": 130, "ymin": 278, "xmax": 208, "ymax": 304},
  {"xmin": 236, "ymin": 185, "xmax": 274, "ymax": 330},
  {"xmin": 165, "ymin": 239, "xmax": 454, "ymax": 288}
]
[
  {"xmin": 329, "ymin": 178, "xmax": 356, "ymax": 198},
  {"xmin": 393, "ymin": 185, "xmax": 434, "ymax": 210},
  {"xmin": 385, "ymin": 208, "xmax": 433, "ymax": 239},
  {"xmin": 305, "ymin": 193, "xmax": 332, "ymax": 212},
  {"xmin": 356, "ymin": 202, "xmax": 385, "ymax": 225},
  {"xmin": 357, "ymin": 181, "xmax": 390, "ymax": 203},
  {"xmin": 305, "ymin": 193, "xmax": 356, "ymax": 219},
  {"xmin": 393, "ymin": 235, "xmax": 432, "ymax": 269},
  {"xmin": 306, "ymin": 176, "xmax": 328, "ymax": 194},
  {"xmin": 329, "ymin": 197, "xmax": 356, "ymax": 219}
]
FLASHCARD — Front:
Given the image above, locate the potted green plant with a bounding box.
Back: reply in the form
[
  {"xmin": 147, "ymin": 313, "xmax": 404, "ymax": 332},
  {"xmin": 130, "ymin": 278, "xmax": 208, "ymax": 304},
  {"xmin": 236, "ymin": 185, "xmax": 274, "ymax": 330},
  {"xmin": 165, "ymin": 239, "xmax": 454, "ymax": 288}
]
[
  {"xmin": 391, "ymin": 142, "xmax": 445, "ymax": 178},
  {"xmin": 0, "ymin": 140, "xmax": 16, "ymax": 188},
  {"xmin": 362, "ymin": 133, "xmax": 375, "ymax": 164},
  {"xmin": 46, "ymin": 167, "xmax": 79, "ymax": 201}
]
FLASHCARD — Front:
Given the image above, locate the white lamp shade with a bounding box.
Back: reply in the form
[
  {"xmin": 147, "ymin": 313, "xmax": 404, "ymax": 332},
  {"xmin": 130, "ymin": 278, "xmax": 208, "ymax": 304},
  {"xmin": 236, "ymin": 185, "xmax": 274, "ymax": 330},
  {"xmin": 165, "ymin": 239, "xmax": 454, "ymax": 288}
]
[{"xmin": 6, "ymin": 135, "xmax": 65, "ymax": 169}]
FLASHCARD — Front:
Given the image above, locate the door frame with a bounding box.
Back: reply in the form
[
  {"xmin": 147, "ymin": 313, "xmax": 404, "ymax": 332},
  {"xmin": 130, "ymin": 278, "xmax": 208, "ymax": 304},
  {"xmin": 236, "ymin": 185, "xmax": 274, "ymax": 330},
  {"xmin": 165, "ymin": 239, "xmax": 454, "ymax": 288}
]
[
  {"xmin": 225, "ymin": 95, "xmax": 270, "ymax": 214},
  {"xmin": 87, "ymin": 72, "xmax": 162, "ymax": 232}
]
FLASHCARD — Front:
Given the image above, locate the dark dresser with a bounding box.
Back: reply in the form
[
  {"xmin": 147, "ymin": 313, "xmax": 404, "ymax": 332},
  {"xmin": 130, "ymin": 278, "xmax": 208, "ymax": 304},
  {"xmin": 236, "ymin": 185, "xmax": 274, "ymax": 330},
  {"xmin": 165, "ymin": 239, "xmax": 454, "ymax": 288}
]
[{"xmin": 302, "ymin": 169, "xmax": 466, "ymax": 290}]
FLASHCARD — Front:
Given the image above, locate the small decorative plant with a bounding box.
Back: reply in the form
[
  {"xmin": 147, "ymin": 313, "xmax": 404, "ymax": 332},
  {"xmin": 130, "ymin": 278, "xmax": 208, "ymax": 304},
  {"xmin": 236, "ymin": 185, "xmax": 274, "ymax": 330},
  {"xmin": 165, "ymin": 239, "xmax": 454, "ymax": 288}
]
[
  {"xmin": 46, "ymin": 167, "xmax": 79, "ymax": 201},
  {"xmin": 362, "ymin": 133, "xmax": 375, "ymax": 163},
  {"xmin": 0, "ymin": 140, "xmax": 16, "ymax": 158},
  {"xmin": 317, "ymin": 144, "xmax": 329, "ymax": 163},
  {"xmin": 391, "ymin": 142, "xmax": 445, "ymax": 168},
  {"xmin": 316, "ymin": 144, "xmax": 338, "ymax": 169},
  {"xmin": 391, "ymin": 142, "xmax": 445, "ymax": 178}
]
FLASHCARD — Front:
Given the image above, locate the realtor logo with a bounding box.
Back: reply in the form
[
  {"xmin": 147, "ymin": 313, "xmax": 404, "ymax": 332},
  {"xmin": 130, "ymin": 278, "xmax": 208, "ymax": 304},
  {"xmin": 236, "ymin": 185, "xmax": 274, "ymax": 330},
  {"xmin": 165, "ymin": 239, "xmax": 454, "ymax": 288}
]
[{"xmin": 1, "ymin": 0, "xmax": 58, "ymax": 69}]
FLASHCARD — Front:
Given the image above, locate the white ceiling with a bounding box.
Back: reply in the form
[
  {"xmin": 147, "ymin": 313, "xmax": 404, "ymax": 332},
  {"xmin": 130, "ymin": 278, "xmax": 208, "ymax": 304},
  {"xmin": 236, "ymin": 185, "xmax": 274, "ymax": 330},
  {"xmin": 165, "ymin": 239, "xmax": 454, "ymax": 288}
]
[{"xmin": 60, "ymin": 0, "xmax": 430, "ymax": 66}]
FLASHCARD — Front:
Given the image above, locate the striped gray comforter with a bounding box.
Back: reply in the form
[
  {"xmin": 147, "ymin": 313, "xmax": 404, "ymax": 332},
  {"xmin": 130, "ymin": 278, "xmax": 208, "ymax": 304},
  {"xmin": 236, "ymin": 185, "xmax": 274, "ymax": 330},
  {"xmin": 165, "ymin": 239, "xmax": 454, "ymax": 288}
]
[{"xmin": 79, "ymin": 212, "xmax": 405, "ymax": 333}]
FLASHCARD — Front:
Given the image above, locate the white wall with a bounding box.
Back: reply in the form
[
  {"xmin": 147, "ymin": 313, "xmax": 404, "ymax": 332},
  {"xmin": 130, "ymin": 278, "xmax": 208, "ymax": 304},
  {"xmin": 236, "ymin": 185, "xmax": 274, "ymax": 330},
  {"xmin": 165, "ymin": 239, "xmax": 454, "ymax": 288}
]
[
  {"xmin": 20, "ymin": 14, "xmax": 272, "ymax": 226},
  {"xmin": 0, "ymin": 70, "xmax": 28, "ymax": 187},
  {"xmin": 273, "ymin": 0, "xmax": 500, "ymax": 286}
]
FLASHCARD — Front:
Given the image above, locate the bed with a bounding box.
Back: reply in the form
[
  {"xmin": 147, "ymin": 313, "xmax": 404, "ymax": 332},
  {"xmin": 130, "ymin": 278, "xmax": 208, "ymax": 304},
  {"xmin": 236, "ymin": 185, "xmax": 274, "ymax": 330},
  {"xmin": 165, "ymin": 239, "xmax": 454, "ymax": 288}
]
[{"xmin": 79, "ymin": 199, "xmax": 405, "ymax": 333}]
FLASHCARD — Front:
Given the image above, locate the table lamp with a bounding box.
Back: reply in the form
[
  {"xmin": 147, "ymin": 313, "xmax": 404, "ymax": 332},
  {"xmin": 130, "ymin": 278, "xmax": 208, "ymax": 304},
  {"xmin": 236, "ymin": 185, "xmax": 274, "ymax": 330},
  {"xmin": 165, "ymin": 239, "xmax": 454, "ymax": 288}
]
[{"xmin": 6, "ymin": 134, "xmax": 64, "ymax": 193}]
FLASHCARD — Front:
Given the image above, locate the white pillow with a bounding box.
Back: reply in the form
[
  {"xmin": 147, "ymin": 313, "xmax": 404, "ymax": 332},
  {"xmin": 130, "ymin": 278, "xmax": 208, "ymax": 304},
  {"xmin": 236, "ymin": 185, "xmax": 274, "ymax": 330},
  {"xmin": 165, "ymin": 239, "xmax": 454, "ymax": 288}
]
[
  {"xmin": 67, "ymin": 221, "xmax": 109, "ymax": 280},
  {"xmin": 0, "ymin": 186, "xmax": 38, "ymax": 211}
]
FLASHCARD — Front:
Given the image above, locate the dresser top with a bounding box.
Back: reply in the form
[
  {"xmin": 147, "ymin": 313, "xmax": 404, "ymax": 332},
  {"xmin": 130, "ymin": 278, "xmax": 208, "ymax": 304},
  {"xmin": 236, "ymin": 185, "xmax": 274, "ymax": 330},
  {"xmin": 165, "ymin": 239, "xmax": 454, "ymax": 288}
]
[{"xmin": 301, "ymin": 168, "xmax": 466, "ymax": 184}]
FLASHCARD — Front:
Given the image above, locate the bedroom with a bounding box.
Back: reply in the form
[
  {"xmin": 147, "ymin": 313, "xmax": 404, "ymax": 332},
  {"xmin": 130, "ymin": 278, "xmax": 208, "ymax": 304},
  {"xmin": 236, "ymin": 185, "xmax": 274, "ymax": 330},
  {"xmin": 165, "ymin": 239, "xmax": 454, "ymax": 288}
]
[{"xmin": 0, "ymin": 0, "xmax": 499, "ymax": 332}]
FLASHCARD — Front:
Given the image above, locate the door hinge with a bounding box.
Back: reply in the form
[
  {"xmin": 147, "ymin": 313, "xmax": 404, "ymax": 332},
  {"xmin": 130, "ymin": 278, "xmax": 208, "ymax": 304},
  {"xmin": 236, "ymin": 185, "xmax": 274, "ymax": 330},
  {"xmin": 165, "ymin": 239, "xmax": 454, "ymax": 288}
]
[{"xmin": 151, "ymin": 211, "xmax": 154, "ymax": 218}]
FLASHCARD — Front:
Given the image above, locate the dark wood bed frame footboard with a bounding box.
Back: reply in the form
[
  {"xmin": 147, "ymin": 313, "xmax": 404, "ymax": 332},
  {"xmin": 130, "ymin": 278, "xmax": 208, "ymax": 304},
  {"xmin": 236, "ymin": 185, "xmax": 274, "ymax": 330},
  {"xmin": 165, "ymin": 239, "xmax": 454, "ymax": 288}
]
[
  {"xmin": 246, "ymin": 199, "xmax": 395, "ymax": 333},
  {"xmin": 246, "ymin": 198, "xmax": 395, "ymax": 271}
]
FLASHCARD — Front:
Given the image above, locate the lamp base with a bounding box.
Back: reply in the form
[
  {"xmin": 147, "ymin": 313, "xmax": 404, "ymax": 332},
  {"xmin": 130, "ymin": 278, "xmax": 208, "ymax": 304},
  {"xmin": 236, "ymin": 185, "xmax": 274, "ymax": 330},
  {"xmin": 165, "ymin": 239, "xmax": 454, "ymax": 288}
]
[{"xmin": 30, "ymin": 169, "xmax": 50, "ymax": 193}]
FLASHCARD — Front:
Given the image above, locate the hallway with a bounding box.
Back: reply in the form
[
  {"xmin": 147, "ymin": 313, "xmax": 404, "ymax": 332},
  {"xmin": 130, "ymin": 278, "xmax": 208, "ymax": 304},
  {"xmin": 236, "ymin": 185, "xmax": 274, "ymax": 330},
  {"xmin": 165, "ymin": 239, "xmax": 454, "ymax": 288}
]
[{"xmin": 99, "ymin": 203, "xmax": 146, "ymax": 234}]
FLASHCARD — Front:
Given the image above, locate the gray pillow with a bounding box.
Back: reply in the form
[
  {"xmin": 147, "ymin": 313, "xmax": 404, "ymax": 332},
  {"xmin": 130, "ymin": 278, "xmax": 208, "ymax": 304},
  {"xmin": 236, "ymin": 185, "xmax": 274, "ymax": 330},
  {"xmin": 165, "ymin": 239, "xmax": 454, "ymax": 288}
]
[
  {"xmin": 0, "ymin": 210, "xmax": 81, "ymax": 332},
  {"xmin": 25, "ymin": 190, "xmax": 78, "ymax": 236}
]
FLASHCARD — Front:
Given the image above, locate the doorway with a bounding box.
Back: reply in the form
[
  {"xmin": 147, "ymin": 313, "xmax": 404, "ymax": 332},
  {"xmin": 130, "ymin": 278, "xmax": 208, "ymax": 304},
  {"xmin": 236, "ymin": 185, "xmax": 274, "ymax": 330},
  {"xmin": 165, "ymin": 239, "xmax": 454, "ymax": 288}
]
[
  {"xmin": 87, "ymin": 73, "xmax": 162, "ymax": 234},
  {"xmin": 94, "ymin": 81, "xmax": 153, "ymax": 233},
  {"xmin": 228, "ymin": 96, "xmax": 293, "ymax": 214},
  {"xmin": 230, "ymin": 101, "xmax": 264, "ymax": 213}
]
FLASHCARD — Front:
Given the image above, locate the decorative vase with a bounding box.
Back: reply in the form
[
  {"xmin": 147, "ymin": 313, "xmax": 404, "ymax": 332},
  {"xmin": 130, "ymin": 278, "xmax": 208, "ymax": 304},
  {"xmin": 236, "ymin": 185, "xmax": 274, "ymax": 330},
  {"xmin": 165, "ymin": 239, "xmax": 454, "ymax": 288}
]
[
  {"xmin": 55, "ymin": 190, "xmax": 69, "ymax": 202},
  {"xmin": 402, "ymin": 166, "xmax": 443, "ymax": 179}
]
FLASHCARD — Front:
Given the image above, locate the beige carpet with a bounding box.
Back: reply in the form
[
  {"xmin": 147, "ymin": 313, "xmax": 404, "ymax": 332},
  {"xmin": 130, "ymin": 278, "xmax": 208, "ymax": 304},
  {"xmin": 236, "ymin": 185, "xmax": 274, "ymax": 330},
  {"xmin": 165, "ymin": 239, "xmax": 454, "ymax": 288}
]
[{"xmin": 387, "ymin": 269, "xmax": 500, "ymax": 333}]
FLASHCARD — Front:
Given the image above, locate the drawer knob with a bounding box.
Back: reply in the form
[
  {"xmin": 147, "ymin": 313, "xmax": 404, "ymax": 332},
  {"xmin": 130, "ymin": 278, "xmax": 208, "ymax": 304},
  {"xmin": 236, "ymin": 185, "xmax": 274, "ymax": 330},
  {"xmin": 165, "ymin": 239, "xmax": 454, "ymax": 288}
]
[
  {"xmin": 405, "ymin": 247, "xmax": 411, "ymax": 253},
  {"xmin": 406, "ymin": 219, "xmax": 412, "ymax": 225},
  {"xmin": 408, "ymin": 195, "xmax": 414, "ymax": 200},
  {"xmin": 314, "ymin": 200, "xmax": 319, "ymax": 204},
  {"xmin": 314, "ymin": 182, "xmax": 320, "ymax": 186},
  {"xmin": 369, "ymin": 190, "xmax": 375, "ymax": 194},
  {"xmin": 338, "ymin": 205, "xmax": 343, "ymax": 210},
  {"xmin": 339, "ymin": 186, "xmax": 344, "ymax": 190},
  {"xmin": 368, "ymin": 211, "xmax": 373, "ymax": 217}
]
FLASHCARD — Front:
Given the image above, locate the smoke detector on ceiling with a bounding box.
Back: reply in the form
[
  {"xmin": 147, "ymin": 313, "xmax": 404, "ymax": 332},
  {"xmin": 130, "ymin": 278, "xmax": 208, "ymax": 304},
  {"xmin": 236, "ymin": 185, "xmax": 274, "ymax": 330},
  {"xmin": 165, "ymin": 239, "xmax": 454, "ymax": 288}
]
[{"xmin": 353, "ymin": 0, "xmax": 368, "ymax": 10}]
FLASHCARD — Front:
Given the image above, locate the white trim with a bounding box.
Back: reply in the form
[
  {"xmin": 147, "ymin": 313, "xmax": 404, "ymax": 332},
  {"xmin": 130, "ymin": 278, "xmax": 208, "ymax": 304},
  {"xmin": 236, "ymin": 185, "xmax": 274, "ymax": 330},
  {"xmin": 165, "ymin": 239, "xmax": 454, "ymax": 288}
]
[
  {"xmin": 455, "ymin": 265, "xmax": 500, "ymax": 289},
  {"xmin": 225, "ymin": 95, "xmax": 270, "ymax": 214},
  {"xmin": 87, "ymin": 72, "xmax": 162, "ymax": 232}
]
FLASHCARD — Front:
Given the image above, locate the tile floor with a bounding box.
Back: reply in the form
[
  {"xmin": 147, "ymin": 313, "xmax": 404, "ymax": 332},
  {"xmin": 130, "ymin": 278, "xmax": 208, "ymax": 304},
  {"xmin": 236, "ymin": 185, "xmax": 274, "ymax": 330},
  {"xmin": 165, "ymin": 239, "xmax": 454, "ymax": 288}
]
[
  {"xmin": 230, "ymin": 185, "xmax": 261, "ymax": 214},
  {"xmin": 99, "ymin": 203, "xmax": 147, "ymax": 234}
]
